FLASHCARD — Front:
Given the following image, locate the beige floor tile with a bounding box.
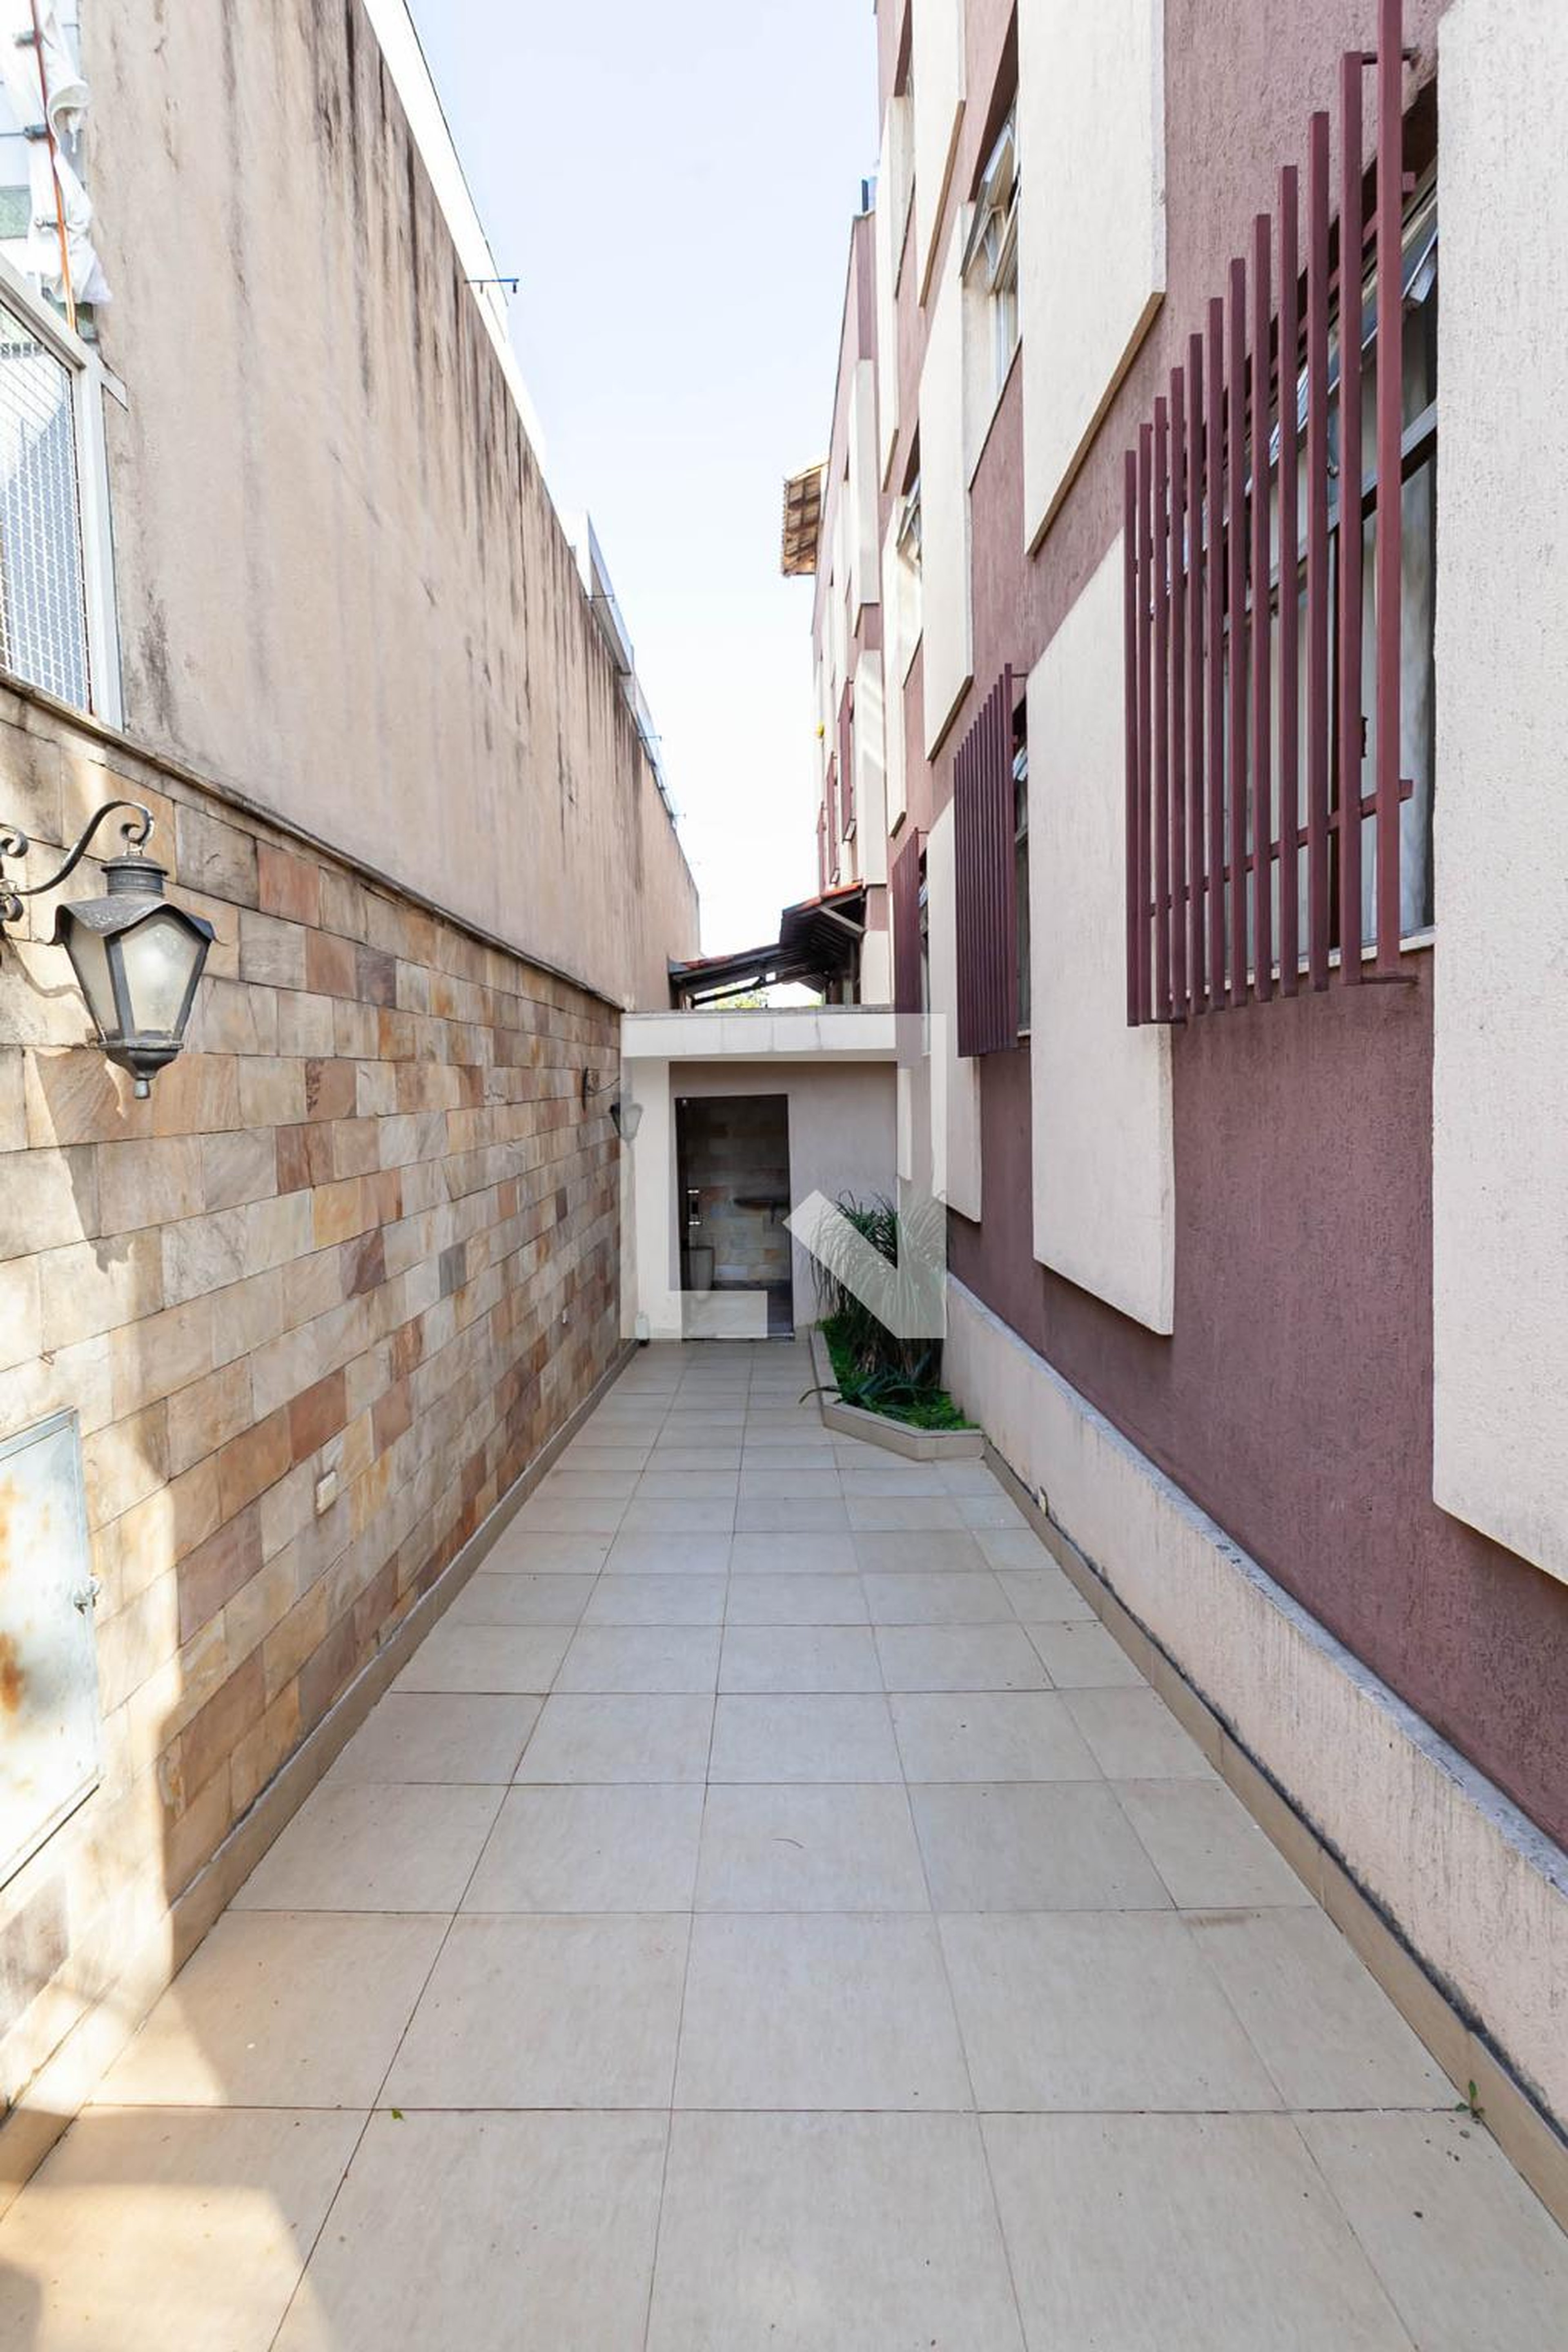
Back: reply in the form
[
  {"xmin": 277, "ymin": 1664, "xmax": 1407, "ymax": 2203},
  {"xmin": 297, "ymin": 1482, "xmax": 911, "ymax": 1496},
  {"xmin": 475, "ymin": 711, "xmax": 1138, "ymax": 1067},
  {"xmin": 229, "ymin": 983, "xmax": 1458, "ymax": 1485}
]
[
  {"xmin": 974, "ymin": 1526, "xmax": 1057, "ymax": 1569},
  {"xmin": 1115, "ymin": 1778, "xmax": 1316, "ymax": 1908},
  {"xmin": 605, "ymin": 1530, "xmax": 733, "ymax": 1574},
  {"xmin": 1189, "ymin": 1909, "xmax": 1453, "ymax": 2108},
  {"xmin": 636, "ymin": 1470, "xmax": 739, "ymax": 1499},
  {"xmin": 1027, "ymin": 1617, "xmax": 1144, "ymax": 1686},
  {"xmin": 1062, "ymin": 1686, "xmax": 1218, "ymax": 1777},
  {"xmin": 911, "ymin": 1783, "xmax": 1171, "ymax": 1911},
  {"xmin": 515, "ymin": 1693, "xmax": 714, "ymax": 1783},
  {"xmin": 854, "ymin": 1530, "xmax": 987, "ymax": 1573},
  {"xmin": 620, "ymin": 1495, "xmax": 736, "ymax": 1532},
  {"xmin": 891, "ymin": 1691, "xmax": 1101, "ymax": 1782},
  {"xmin": 735, "ymin": 1496, "xmax": 851, "ymax": 1532},
  {"xmin": 0, "ymin": 2107, "xmax": 361, "ymax": 2352},
  {"xmin": 95, "ymin": 1910, "xmax": 445, "ymax": 2107},
  {"xmin": 744, "ymin": 1443, "xmax": 843, "ymax": 1468},
  {"xmin": 729, "ymin": 1531, "xmax": 858, "ymax": 1574},
  {"xmin": 555, "ymin": 1624, "xmax": 721, "ymax": 1693},
  {"xmin": 675, "ymin": 1913, "xmax": 972, "ymax": 2109},
  {"xmin": 443, "ymin": 1570, "xmax": 595, "ymax": 1626},
  {"xmin": 580, "ymin": 1572, "xmax": 728, "ymax": 1625},
  {"xmin": 862, "ymin": 1570, "xmax": 1016, "ymax": 1624},
  {"xmin": 1298, "ymin": 2111, "xmax": 1568, "ymax": 2350},
  {"xmin": 274, "ymin": 2111, "xmax": 668, "ymax": 2352},
  {"xmin": 846, "ymin": 1493, "xmax": 967, "ymax": 1532},
  {"xmin": 540, "ymin": 1467, "xmax": 641, "ymax": 1499},
  {"xmin": 941, "ymin": 1912, "xmax": 1280, "ymax": 2109},
  {"xmin": 984, "ymin": 2113, "xmax": 1415, "ymax": 2351},
  {"xmin": 647, "ymin": 2112, "xmax": 1025, "ymax": 2351},
  {"xmin": 724, "ymin": 1570, "xmax": 870, "ymax": 1622},
  {"xmin": 556, "ymin": 1443, "xmax": 652, "ymax": 1472},
  {"xmin": 232, "ymin": 1782, "xmax": 503, "ymax": 1912},
  {"xmin": 709, "ymin": 1694, "xmax": 902, "ymax": 1782},
  {"xmin": 647, "ymin": 1445, "xmax": 744, "ymax": 1471},
  {"xmin": 481, "ymin": 1528, "xmax": 612, "ymax": 1575},
  {"xmin": 463, "ymin": 1783, "xmax": 705, "ymax": 1911},
  {"xmin": 875, "ymin": 1624, "xmax": 1049, "ymax": 1689},
  {"xmin": 393, "ymin": 1621, "xmax": 571, "ymax": 1695},
  {"xmin": 719, "ymin": 1624, "xmax": 883, "ymax": 1692},
  {"xmin": 385, "ymin": 1913, "xmax": 689, "ymax": 2107},
  {"xmin": 838, "ymin": 1466, "xmax": 951, "ymax": 1496},
  {"xmin": 993, "ymin": 1562, "xmax": 1097, "ymax": 1619},
  {"xmin": 740, "ymin": 1467, "xmax": 842, "ymax": 1498},
  {"xmin": 696, "ymin": 1784, "xmax": 928, "ymax": 1910},
  {"xmin": 935, "ymin": 1460, "xmax": 1002, "ymax": 1493},
  {"xmin": 512, "ymin": 1493, "xmax": 627, "ymax": 1534},
  {"xmin": 954, "ymin": 1491, "xmax": 1026, "ymax": 1529},
  {"xmin": 326, "ymin": 1693, "xmax": 541, "ymax": 1785}
]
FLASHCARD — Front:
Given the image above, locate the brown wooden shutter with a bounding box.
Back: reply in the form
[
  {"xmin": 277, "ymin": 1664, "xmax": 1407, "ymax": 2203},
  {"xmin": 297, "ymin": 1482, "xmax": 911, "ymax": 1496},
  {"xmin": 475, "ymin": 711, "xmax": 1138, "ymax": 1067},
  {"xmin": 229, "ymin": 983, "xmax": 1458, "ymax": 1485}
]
[
  {"xmin": 891, "ymin": 829, "xmax": 924, "ymax": 1013},
  {"xmin": 953, "ymin": 667, "xmax": 1018, "ymax": 1056}
]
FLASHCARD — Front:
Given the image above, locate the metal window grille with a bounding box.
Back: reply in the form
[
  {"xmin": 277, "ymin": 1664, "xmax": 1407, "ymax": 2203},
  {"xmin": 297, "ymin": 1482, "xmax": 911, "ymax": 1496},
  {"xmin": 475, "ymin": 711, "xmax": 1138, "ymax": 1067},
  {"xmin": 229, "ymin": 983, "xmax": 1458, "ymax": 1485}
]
[
  {"xmin": 0, "ymin": 286, "xmax": 89, "ymax": 707},
  {"xmin": 953, "ymin": 667, "xmax": 1019, "ymax": 1056},
  {"xmin": 1124, "ymin": 0, "xmax": 1426, "ymax": 1026},
  {"xmin": 891, "ymin": 827, "xmax": 924, "ymax": 1014}
]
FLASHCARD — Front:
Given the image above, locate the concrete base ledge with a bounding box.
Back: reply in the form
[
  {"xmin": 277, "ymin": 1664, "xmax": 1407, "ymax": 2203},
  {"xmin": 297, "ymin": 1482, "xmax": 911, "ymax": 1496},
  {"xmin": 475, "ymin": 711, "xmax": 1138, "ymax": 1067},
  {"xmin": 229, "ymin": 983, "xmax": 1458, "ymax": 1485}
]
[
  {"xmin": 945, "ymin": 1276, "xmax": 1568, "ymax": 2231},
  {"xmin": 807, "ymin": 1325, "xmax": 985, "ymax": 1459},
  {"xmin": 0, "ymin": 1342, "xmax": 636, "ymax": 2213}
]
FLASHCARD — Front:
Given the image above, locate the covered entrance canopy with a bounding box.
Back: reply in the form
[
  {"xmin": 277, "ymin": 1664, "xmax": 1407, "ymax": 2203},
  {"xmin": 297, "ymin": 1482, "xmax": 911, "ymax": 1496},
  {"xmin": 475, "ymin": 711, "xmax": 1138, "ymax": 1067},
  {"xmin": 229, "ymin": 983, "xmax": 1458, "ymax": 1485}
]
[{"xmin": 668, "ymin": 883, "xmax": 866, "ymax": 1007}]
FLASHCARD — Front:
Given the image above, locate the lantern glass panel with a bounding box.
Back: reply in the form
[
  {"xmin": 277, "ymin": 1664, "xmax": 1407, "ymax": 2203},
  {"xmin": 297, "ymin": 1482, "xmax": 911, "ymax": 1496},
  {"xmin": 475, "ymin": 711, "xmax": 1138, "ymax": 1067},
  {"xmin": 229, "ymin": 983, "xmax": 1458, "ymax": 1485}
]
[
  {"xmin": 66, "ymin": 923, "xmax": 120, "ymax": 1037},
  {"xmin": 118, "ymin": 909, "xmax": 201, "ymax": 1034}
]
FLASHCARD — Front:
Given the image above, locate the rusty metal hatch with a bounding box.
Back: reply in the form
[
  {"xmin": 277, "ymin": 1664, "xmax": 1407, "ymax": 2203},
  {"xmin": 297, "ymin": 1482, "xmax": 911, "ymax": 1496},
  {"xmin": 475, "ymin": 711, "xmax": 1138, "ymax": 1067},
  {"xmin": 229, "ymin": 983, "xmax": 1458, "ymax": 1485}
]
[{"xmin": 1, "ymin": 1409, "xmax": 101, "ymax": 1892}]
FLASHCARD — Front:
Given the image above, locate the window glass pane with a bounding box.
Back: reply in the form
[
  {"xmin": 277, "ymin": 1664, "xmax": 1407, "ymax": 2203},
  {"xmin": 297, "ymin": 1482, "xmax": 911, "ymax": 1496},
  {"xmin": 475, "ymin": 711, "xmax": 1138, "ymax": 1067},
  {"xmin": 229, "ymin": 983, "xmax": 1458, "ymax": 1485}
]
[{"xmin": 0, "ymin": 297, "xmax": 89, "ymax": 707}]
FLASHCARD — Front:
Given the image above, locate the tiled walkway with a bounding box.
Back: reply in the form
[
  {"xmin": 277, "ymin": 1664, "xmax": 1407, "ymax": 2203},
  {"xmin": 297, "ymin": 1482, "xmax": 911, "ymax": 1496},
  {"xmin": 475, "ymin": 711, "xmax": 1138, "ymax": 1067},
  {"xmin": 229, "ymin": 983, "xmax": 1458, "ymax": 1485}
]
[{"xmin": 3, "ymin": 1339, "xmax": 1566, "ymax": 2346}]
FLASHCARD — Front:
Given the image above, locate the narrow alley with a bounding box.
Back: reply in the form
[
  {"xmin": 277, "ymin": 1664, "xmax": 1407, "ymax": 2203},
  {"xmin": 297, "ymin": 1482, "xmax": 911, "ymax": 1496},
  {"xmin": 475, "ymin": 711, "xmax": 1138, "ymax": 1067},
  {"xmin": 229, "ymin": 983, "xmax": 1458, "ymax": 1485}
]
[{"xmin": 2, "ymin": 1339, "xmax": 1561, "ymax": 2347}]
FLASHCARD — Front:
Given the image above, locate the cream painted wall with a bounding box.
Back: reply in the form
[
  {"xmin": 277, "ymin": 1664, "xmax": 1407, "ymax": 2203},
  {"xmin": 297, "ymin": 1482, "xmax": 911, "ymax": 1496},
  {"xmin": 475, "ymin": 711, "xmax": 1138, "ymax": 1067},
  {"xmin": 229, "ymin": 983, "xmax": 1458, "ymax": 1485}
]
[
  {"xmin": 920, "ymin": 232, "xmax": 974, "ymax": 757},
  {"xmin": 911, "ymin": 0, "xmax": 964, "ymax": 303},
  {"xmin": 1029, "ymin": 537, "xmax": 1173, "ymax": 1332},
  {"xmin": 86, "ymin": 0, "xmax": 696, "ymax": 1013},
  {"xmin": 624, "ymin": 1059, "xmax": 898, "ymax": 1336},
  {"xmin": 1431, "ymin": 0, "xmax": 1568, "ymax": 1588},
  {"xmin": 853, "ymin": 653, "xmax": 889, "ymax": 889},
  {"xmin": 873, "ymin": 107, "xmax": 905, "ymax": 483},
  {"xmin": 1019, "ymin": 0, "xmax": 1165, "ymax": 546},
  {"xmin": 847, "ymin": 362, "xmax": 882, "ymax": 621},
  {"xmin": 925, "ymin": 804, "xmax": 982, "ymax": 1220},
  {"xmin": 880, "ymin": 513, "xmax": 911, "ymax": 829}
]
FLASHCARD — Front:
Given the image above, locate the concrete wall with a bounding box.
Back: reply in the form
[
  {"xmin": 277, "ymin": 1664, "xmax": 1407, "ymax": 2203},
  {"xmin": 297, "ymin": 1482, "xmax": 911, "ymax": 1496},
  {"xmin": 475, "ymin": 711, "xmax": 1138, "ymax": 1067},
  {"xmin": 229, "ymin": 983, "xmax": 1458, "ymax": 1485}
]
[
  {"xmin": 83, "ymin": 0, "xmax": 697, "ymax": 1010},
  {"xmin": 924, "ymin": 804, "xmax": 980, "ymax": 1220},
  {"xmin": 1, "ymin": 687, "xmax": 626, "ymax": 2195},
  {"xmin": 910, "ymin": 0, "xmax": 964, "ymax": 303},
  {"xmin": 919, "ymin": 231, "xmax": 974, "ymax": 758},
  {"xmin": 1431, "ymin": 0, "xmax": 1568, "ymax": 1588}
]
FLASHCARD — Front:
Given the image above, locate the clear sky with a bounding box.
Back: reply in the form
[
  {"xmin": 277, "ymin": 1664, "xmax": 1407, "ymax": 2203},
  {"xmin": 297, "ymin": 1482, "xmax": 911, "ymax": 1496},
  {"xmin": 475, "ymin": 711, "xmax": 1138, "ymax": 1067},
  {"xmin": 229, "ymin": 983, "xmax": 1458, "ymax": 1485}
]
[{"xmin": 406, "ymin": 0, "xmax": 878, "ymax": 956}]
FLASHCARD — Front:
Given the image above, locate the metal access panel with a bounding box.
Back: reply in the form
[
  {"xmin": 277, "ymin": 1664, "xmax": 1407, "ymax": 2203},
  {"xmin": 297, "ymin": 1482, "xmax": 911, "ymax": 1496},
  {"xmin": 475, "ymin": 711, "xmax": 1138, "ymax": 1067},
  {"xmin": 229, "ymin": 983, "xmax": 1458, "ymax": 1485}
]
[{"xmin": 1, "ymin": 1409, "xmax": 101, "ymax": 1892}]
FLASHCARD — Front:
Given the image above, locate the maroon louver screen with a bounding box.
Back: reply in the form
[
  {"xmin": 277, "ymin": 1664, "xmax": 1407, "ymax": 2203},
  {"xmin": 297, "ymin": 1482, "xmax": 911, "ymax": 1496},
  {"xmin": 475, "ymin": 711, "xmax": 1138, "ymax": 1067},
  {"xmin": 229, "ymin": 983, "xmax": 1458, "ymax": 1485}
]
[
  {"xmin": 1123, "ymin": 0, "xmax": 1414, "ymax": 1025},
  {"xmin": 953, "ymin": 667, "xmax": 1018, "ymax": 1057},
  {"xmin": 891, "ymin": 828, "xmax": 924, "ymax": 1015}
]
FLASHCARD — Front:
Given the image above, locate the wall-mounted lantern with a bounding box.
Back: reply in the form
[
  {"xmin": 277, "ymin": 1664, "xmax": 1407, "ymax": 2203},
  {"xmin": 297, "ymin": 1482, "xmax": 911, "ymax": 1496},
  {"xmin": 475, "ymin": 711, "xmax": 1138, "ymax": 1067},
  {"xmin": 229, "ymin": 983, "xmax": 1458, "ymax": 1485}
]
[
  {"xmin": 0, "ymin": 801, "xmax": 213, "ymax": 1098},
  {"xmin": 583, "ymin": 1065, "xmax": 641, "ymax": 1143}
]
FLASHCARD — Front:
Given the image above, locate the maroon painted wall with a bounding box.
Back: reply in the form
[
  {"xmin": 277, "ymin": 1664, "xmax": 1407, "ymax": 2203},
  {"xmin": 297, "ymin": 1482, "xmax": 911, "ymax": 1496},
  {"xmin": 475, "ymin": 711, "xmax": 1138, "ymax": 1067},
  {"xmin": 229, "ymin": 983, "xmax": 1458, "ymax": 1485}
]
[{"xmin": 862, "ymin": 0, "xmax": 1568, "ymax": 1845}]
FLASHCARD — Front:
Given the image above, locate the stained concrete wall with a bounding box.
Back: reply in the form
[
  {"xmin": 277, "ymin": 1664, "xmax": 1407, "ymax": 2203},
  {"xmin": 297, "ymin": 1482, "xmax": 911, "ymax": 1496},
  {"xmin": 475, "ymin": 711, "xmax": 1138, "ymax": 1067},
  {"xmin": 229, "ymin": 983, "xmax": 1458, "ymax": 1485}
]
[{"xmin": 82, "ymin": 0, "xmax": 697, "ymax": 1011}]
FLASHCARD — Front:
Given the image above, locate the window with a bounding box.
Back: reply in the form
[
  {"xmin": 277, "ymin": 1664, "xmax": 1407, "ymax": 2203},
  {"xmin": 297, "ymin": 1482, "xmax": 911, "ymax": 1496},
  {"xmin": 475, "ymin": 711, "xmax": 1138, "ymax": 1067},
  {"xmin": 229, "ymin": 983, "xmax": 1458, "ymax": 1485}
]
[
  {"xmin": 838, "ymin": 682, "xmax": 856, "ymax": 842},
  {"xmin": 963, "ymin": 108, "xmax": 1019, "ymax": 402},
  {"xmin": 1123, "ymin": 17, "xmax": 1428, "ymax": 1021},
  {"xmin": 896, "ymin": 470, "xmax": 923, "ymax": 565},
  {"xmin": 893, "ymin": 446, "xmax": 923, "ymax": 678},
  {"xmin": 1014, "ymin": 733, "xmax": 1031, "ymax": 1033}
]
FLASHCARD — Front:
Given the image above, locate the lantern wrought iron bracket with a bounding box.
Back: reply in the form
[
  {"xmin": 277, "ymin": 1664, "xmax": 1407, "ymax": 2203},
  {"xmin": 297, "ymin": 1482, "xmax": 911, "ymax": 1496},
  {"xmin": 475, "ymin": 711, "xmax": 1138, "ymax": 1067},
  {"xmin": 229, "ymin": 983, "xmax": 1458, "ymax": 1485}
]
[
  {"xmin": 0, "ymin": 797, "xmax": 214, "ymax": 1097},
  {"xmin": 0, "ymin": 798, "xmax": 155, "ymax": 927}
]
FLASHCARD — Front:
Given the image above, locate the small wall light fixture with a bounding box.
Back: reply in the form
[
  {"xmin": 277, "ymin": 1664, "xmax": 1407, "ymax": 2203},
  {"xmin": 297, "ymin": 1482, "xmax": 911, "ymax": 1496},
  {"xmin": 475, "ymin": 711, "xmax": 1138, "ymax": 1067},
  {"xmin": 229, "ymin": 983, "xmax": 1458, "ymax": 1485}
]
[
  {"xmin": 582, "ymin": 1066, "xmax": 641, "ymax": 1143},
  {"xmin": 0, "ymin": 800, "xmax": 214, "ymax": 1098}
]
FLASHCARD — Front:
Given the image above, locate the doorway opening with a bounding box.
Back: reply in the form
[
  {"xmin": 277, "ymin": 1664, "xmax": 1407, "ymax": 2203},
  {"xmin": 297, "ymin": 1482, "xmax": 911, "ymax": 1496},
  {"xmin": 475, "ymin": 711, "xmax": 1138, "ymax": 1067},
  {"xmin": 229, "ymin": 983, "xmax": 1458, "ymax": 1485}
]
[{"xmin": 675, "ymin": 1093, "xmax": 795, "ymax": 1338}]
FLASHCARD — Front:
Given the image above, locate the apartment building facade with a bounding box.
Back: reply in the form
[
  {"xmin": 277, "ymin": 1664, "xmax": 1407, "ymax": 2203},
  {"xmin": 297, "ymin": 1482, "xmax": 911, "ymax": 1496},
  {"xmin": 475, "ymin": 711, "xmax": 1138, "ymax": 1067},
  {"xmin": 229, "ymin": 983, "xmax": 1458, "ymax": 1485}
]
[
  {"xmin": 0, "ymin": 0, "xmax": 695, "ymax": 2192},
  {"xmin": 804, "ymin": 0, "xmax": 1568, "ymax": 2140}
]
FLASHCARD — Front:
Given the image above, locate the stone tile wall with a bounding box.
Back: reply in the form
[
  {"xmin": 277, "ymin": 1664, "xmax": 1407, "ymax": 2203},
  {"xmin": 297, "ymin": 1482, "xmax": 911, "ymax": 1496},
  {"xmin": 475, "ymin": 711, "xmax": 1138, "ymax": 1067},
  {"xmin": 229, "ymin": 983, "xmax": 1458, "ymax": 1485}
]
[{"xmin": 0, "ymin": 686, "xmax": 623, "ymax": 2123}]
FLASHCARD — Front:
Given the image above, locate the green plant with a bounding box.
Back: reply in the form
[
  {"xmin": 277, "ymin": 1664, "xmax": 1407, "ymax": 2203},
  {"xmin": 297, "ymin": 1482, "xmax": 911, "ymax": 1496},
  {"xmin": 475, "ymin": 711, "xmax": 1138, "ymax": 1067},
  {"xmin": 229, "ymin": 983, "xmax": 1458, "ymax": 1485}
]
[{"xmin": 802, "ymin": 1192, "xmax": 975, "ymax": 1434}]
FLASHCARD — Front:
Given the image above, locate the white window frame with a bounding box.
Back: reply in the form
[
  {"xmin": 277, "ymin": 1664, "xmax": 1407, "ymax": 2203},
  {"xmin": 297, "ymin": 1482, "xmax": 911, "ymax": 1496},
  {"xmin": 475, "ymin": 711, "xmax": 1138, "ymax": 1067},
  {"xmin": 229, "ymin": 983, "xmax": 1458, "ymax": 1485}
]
[
  {"xmin": 0, "ymin": 247, "xmax": 123, "ymax": 726},
  {"xmin": 962, "ymin": 109, "xmax": 1020, "ymax": 401}
]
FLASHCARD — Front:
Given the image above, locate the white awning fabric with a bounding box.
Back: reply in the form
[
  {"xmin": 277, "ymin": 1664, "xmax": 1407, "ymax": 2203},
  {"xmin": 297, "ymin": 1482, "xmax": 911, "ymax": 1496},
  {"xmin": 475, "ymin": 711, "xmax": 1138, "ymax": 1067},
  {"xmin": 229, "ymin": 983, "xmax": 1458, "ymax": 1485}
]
[{"xmin": 0, "ymin": 3, "xmax": 109, "ymax": 310}]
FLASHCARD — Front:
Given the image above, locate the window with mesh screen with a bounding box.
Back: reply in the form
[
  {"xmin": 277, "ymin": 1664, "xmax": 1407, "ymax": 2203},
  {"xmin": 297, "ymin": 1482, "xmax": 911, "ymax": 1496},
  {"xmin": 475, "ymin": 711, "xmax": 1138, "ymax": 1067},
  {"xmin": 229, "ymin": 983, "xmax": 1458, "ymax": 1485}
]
[{"xmin": 0, "ymin": 292, "xmax": 89, "ymax": 707}]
